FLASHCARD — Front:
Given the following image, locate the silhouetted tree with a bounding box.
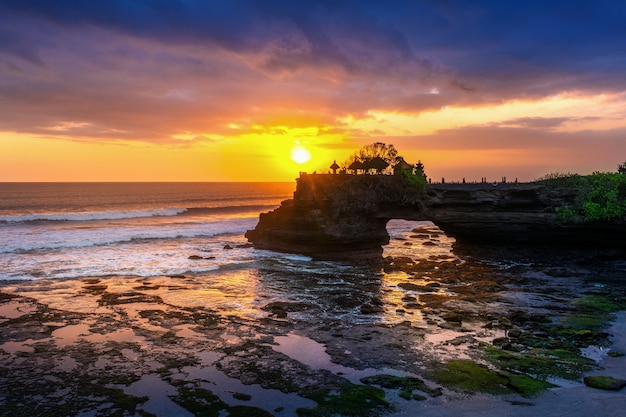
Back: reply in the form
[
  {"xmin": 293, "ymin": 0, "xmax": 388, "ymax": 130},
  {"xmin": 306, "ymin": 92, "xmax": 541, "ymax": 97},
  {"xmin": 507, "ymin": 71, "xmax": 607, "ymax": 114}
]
[
  {"xmin": 618, "ymin": 161, "xmax": 626, "ymax": 174},
  {"xmin": 343, "ymin": 142, "xmax": 400, "ymax": 174}
]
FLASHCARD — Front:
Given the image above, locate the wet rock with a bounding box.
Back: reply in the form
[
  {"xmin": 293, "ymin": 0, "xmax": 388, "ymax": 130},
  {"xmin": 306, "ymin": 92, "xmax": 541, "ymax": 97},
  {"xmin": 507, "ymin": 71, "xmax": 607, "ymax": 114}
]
[
  {"xmin": 398, "ymin": 283, "xmax": 432, "ymax": 292},
  {"xmin": 442, "ymin": 312, "xmax": 463, "ymax": 323},
  {"xmin": 361, "ymin": 374, "xmax": 442, "ymax": 399},
  {"xmin": 584, "ymin": 376, "xmax": 626, "ymax": 391},
  {"xmin": 99, "ymin": 292, "xmax": 163, "ymax": 305},
  {"xmin": 508, "ymin": 310, "xmax": 529, "ymax": 325},
  {"xmin": 492, "ymin": 337, "xmax": 511, "ymax": 347},
  {"xmin": 447, "ymin": 335, "xmax": 477, "ymax": 346},
  {"xmin": 357, "ymin": 297, "xmax": 384, "ymax": 314},
  {"xmin": 223, "ymin": 244, "xmax": 233, "ymax": 250},
  {"xmin": 508, "ymin": 329, "xmax": 523, "ymax": 339},
  {"xmin": 393, "ymin": 257, "xmax": 416, "ymax": 267},
  {"xmin": 188, "ymin": 255, "xmax": 215, "ymax": 260},
  {"xmin": 360, "ymin": 304, "xmax": 384, "ymax": 314},
  {"xmin": 235, "ymin": 243, "xmax": 254, "ymax": 249},
  {"xmin": 261, "ymin": 301, "xmax": 312, "ymax": 317},
  {"xmin": 232, "ymin": 392, "xmax": 251, "ymax": 400},
  {"xmin": 528, "ymin": 314, "xmax": 551, "ymax": 324}
]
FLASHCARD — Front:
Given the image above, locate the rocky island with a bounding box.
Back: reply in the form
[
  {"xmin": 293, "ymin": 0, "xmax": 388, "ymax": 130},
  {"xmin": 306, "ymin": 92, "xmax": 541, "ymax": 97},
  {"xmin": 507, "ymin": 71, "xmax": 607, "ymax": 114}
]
[{"xmin": 246, "ymin": 173, "xmax": 626, "ymax": 259}]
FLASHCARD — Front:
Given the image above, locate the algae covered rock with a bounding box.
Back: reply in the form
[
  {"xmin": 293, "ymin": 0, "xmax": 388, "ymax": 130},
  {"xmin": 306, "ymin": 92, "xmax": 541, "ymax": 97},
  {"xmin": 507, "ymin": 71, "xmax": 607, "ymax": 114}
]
[{"xmin": 583, "ymin": 376, "xmax": 626, "ymax": 391}]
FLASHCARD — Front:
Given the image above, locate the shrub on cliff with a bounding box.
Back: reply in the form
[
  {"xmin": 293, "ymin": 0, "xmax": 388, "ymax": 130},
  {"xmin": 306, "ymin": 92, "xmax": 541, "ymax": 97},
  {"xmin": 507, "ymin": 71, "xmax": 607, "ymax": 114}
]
[
  {"xmin": 539, "ymin": 172, "xmax": 626, "ymax": 222},
  {"xmin": 396, "ymin": 165, "xmax": 427, "ymax": 195},
  {"xmin": 581, "ymin": 172, "xmax": 626, "ymax": 221}
]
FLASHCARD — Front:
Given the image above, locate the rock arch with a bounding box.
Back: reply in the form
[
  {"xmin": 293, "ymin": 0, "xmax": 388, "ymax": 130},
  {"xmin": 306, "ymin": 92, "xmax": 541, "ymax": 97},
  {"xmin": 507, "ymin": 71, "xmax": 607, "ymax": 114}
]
[{"xmin": 245, "ymin": 174, "xmax": 626, "ymax": 260}]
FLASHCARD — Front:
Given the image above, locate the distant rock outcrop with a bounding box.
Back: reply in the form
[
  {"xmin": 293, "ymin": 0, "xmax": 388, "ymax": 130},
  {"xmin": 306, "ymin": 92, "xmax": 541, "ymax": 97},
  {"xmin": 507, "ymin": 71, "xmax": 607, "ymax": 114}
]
[{"xmin": 245, "ymin": 174, "xmax": 626, "ymax": 259}]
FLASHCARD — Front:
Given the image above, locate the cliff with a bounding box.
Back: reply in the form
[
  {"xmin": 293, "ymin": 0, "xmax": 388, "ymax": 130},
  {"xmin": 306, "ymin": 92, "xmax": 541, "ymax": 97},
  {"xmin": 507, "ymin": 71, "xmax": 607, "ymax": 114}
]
[
  {"xmin": 245, "ymin": 174, "xmax": 626, "ymax": 259},
  {"xmin": 245, "ymin": 174, "xmax": 424, "ymax": 259}
]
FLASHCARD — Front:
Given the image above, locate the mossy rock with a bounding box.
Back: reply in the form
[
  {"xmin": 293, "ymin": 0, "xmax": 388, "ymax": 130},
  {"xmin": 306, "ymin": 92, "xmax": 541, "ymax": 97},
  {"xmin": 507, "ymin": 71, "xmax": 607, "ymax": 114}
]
[
  {"xmin": 427, "ymin": 360, "xmax": 511, "ymax": 395},
  {"xmin": 485, "ymin": 346, "xmax": 594, "ymax": 380},
  {"xmin": 427, "ymin": 359, "xmax": 555, "ymax": 397},
  {"xmin": 574, "ymin": 295, "xmax": 626, "ymax": 313},
  {"xmin": 232, "ymin": 392, "xmax": 251, "ymax": 401},
  {"xmin": 584, "ymin": 376, "xmax": 626, "ymax": 391},
  {"xmin": 360, "ymin": 374, "xmax": 442, "ymax": 399},
  {"xmin": 506, "ymin": 373, "xmax": 556, "ymax": 397},
  {"xmin": 297, "ymin": 384, "xmax": 390, "ymax": 417}
]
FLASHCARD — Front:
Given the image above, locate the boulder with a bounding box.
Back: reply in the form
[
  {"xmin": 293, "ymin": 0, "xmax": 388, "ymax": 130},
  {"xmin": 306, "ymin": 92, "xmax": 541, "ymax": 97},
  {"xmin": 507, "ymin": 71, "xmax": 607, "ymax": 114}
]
[{"xmin": 584, "ymin": 376, "xmax": 626, "ymax": 391}]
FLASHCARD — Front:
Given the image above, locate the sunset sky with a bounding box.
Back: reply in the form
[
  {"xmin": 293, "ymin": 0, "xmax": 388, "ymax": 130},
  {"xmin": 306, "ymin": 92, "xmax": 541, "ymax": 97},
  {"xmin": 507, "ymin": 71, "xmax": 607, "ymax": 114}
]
[{"xmin": 1, "ymin": 0, "xmax": 625, "ymax": 182}]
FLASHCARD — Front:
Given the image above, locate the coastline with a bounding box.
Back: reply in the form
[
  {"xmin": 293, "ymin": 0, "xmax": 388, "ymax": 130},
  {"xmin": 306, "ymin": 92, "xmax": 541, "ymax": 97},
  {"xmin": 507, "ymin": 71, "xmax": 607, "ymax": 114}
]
[{"xmin": 1, "ymin": 238, "xmax": 625, "ymax": 416}]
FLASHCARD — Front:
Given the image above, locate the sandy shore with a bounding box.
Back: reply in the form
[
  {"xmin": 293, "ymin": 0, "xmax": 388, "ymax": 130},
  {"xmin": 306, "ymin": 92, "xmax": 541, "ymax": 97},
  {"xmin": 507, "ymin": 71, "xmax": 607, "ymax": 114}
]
[{"xmin": 1, "ymin": 248, "xmax": 625, "ymax": 416}]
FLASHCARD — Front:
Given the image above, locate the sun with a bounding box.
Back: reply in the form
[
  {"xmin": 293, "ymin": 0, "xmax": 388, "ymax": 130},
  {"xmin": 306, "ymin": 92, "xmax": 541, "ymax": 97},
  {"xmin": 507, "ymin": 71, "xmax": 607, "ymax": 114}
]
[{"xmin": 291, "ymin": 144, "xmax": 311, "ymax": 164}]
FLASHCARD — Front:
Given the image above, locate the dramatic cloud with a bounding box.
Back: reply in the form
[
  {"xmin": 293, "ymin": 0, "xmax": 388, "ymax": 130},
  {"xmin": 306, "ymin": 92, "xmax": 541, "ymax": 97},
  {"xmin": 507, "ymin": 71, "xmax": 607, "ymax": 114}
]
[{"xmin": 1, "ymin": 1, "xmax": 625, "ymax": 180}]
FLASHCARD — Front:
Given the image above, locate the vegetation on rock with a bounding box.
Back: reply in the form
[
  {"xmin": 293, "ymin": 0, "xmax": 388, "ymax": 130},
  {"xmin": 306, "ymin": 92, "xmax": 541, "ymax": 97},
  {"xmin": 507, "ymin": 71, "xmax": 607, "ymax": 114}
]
[
  {"xmin": 297, "ymin": 384, "xmax": 390, "ymax": 417},
  {"xmin": 427, "ymin": 359, "xmax": 555, "ymax": 397},
  {"xmin": 537, "ymin": 171, "xmax": 626, "ymax": 221},
  {"xmin": 583, "ymin": 375, "xmax": 626, "ymax": 391},
  {"xmin": 360, "ymin": 374, "xmax": 442, "ymax": 400}
]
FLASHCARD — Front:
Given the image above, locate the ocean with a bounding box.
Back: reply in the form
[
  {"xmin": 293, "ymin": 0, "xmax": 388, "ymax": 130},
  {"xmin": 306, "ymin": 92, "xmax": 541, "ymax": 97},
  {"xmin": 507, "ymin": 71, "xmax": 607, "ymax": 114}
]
[{"xmin": 0, "ymin": 182, "xmax": 453, "ymax": 282}]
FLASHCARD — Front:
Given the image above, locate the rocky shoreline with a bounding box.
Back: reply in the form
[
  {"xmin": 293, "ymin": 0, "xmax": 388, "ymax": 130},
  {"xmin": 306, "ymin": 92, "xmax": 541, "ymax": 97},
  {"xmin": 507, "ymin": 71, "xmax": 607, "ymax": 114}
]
[{"xmin": 1, "ymin": 227, "xmax": 626, "ymax": 416}]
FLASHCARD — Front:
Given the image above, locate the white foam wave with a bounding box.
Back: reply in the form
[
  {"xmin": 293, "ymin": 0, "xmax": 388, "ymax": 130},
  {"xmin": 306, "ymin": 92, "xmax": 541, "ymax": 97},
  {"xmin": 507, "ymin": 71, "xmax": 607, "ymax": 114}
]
[
  {"xmin": 0, "ymin": 218, "xmax": 257, "ymax": 254},
  {"xmin": 0, "ymin": 208, "xmax": 189, "ymax": 223}
]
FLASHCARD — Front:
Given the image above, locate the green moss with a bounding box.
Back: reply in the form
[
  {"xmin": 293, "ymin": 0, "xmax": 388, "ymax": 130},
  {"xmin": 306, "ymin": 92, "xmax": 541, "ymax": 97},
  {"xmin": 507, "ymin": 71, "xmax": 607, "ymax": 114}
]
[
  {"xmin": 506, "ymin": 374, "xmax": 556, "ymax": 396},
  {"xmin": 360, "ymin": 374, "xmax": 442, "ymax": 399},
  {"xmin": 584, "ymin": 375, "xmax": 626, "ymax": 391},
  {"xmin": 556, "ymin": 208, "xmax": 577, "ymax": 221},
  {"xmin": 485, "ymin": 346, "xmax": 594, "ymax": 380},
  {"xmin": 536, "ymin": 171, "xmax": 626, "ymax": 222},
  {"xmin": 574, "ymin": 295, "xmax": 625, "ymax": 313},
  {"xmin": 427, "ymin": 360, "xmax": 511, "ymax": 395},
  {"xmin": 561, "ymin": 294, "xmax": 626, "ymax": 331},
  {"xmin": 297, "ymin": 384, "xmax": 390, "ymax": 417},
  {"xmin": 427, "ymin": 359, "xmax": 559, "ymax": 397}
]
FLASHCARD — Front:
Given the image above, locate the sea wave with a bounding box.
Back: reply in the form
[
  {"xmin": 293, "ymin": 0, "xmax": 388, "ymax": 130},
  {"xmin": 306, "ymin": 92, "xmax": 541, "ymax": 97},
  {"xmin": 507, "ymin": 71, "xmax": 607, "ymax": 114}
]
[
  {"xmin": 0, "ymin": 217, "xmax": 258, "ymax": 254},
  {"xmin": 185, "ymin": 204, "xmax": 276, "ymax": 216},
  {"xmin": 0, "ymin": 204, "xmax": 276, "ymax": 224},
  {"xmin": 0, "ymin": 208, "xmax": 189, "ymax": 224}
]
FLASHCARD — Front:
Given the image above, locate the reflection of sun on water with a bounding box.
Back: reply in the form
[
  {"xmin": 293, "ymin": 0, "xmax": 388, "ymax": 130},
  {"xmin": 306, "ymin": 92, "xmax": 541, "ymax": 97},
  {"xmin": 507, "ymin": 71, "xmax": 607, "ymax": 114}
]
[{"xmin": 381, "ymin": 220, "xmax": 457, "ymax": 325}]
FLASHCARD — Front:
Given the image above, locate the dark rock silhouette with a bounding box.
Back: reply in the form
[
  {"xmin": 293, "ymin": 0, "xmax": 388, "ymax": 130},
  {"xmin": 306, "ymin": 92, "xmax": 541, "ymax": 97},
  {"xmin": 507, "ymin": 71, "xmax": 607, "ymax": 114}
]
[{"xmin": 245, "ymin": 174, "xmax": 626, "ymax": 259}]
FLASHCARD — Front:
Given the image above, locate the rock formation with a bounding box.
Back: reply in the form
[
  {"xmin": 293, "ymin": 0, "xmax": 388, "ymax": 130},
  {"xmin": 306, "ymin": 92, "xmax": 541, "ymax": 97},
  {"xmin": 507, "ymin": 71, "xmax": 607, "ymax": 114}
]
[
  {"xmin": 245, "ymin": 174, "xmax": 423, "ymax": 259},
  {"xmin": 245, "ymin": 174, "xmax": 626, "ymax": 259}
]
